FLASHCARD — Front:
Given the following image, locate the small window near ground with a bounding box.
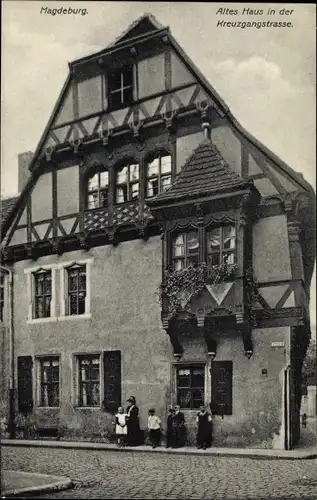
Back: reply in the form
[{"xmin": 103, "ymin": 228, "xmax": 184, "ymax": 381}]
[
  {"xmin": 78, "ymin": 355, "xmax": 100, "ymax": 407},
  {"xmin": 176, "ymin": 365, "xmax": 205, "ymax": 409},
  {"xmin": 39, "ymin": 357, "xmax": 60, "ymax": 407}
]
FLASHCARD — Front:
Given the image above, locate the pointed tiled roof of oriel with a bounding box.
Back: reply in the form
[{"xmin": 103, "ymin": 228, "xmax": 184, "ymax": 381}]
[
  {"xmin": 0, "ymin": 196, "xmax": 19, "ymax": 228},
  {"xmin": 147, "ymin": 138, "xmax": 250, "ymax": 206}
]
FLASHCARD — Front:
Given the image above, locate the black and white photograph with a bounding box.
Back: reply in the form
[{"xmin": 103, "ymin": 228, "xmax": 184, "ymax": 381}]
[{"xmin": 0, "ymin": 2, "xmax": 316, "ymax": 499}]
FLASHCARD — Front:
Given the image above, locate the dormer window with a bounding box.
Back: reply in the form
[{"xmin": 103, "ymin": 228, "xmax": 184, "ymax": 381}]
[
  {"xmin": 172, "ymin": 232, "xmax": 199, "ymax": 271},
  {"xmin": 206, "ymin": 226, "xmax": 236, "ymax": 266},
  {"xmin": 108, "ymin": 66, "xmax": 134, "ymax": 110},
  {"xmin": 87, "ymin": 170, "xmax": 109, "ymax": 209},
  {"xmin": 116, "ymin": 163, "xmax": 139, "ymax": 204},
  {"xmin": 146, "ymin": 154, "xmax": 172, "ymax": 197}
]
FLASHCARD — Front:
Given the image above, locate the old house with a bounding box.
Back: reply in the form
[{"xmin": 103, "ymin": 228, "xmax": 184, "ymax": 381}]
[{"xmin": 0, "ymin": 15, "xmax": 315, "ymax": 449}]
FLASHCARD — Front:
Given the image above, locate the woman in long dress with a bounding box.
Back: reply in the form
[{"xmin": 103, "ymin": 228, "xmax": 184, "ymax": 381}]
[{"xmin": 126, "ymin": 396, "xmax": 141, "ymax": 446}]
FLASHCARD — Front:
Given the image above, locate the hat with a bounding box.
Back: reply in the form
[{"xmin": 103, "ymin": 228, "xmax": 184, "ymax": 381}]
[{"xmin": 127, "ymin": 396, "xmax": 136, "ymax": 403}]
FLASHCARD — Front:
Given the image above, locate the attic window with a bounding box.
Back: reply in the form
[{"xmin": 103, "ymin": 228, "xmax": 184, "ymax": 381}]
[{"xmin": 108, "ymin": 66, "xmax": 134, "ymax": 110}]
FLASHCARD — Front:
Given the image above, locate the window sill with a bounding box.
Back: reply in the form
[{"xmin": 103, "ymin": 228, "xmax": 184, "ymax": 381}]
[
  {"xmin": 59, "ymin": 313, "xmax": 92, "ymax": 321},
  {"xmin": 36, "ymin": 406, "xmax": 60, "ymax": 409},
  {"xmin": 27, "ymin": 317, "xmax": 58, "ymax": 325},
  {"xmin": 74, "ymin": 406, "xmax": 101, "ymax": 410}
]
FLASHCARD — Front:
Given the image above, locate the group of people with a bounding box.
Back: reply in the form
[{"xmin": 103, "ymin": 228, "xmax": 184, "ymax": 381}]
[{"xmin": 114, "ymin": 396, "xmax": 213, "ymax": 450}]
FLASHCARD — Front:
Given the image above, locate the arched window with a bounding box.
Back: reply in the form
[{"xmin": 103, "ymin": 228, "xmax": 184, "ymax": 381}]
[
  {"xmin": 115, "ymin": 162, "xmax": 139, "ymax": 203},
  {"xmin": 146, "ymin": 153, "xmax": 172, "ymax": 197},
  {"xmin": 206, "ymin": 226, "xmax": 236, "ymax": 266},
  {"xmin": 172, "ymin": 231, "xmax": 199, "ymax": 271},
  {"xmin": 87, "ymin": 170, "xmax": 109, "ymax": 209}
]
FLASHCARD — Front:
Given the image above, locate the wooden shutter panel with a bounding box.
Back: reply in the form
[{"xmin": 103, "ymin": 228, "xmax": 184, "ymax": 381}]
[
  {"xmin": 103, "ymin": 351, "xmax": 121, "ymax": 413},
  {"xmin": 17, "ymin": 356, "xmax": 33, "ymax": 415},
  {"xmin": 211, "ymin": 361, "xmax": 233, "ymax": 415}
]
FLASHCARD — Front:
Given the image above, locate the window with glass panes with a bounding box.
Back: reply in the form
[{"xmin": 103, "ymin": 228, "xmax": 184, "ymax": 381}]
[
  {"xmin": 146, "ymin": 154, "xmax": 172, "ymax": 197},
  {"xmin": 34, "ymin": 270, "xmax": 52, "ymax": 318},
  {"xmin": 67, "ymin": 265, "xmax": 86, "ymax": 315},
  {"xmin": 39, "ymin": 358, "xmax": 59, "ymax": 407},
  {"xmin": 0, "ymin": 277, "xmax": 4, "ymax": 322},
  {"xmin": 87, "ymin": 170, "xmax": 109, "ymax": 209},
  {"xmin": 115, "ymin": 163, "xmax": 139, "ymax": 203},
  {"xmin": 206, "ymin": 225, "xmax": 236, "ymax": 266},
  {"xmin": 78, "ymin": 355, "xmax": 100, "ymax": 406},
  {"xmin": 172, "ymin": 231, "xmax": 199, "ymax": 271},
  {"xmin": 176, "ymin": 365, "xmax": 205, "ymax": 409},
  {"xmin": 108, "ymin": 67, "xmax": 134, "ymax": 110}
]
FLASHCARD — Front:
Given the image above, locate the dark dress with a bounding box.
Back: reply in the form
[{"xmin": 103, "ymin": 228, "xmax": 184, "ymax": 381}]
[
  {"xmin": 172, "ymin": 411, "xmax": 186, "ymax": 447},
  {"xmin": 166, "ymin": 412, "xmax": 174, "ymax": 448},
  {"xmin": 126, "ymin": 404, "xmax": 141, "ymax": 446},
  {"xmin": 196, "ymin": 411, "xmax": 212, "ymax": 448}
]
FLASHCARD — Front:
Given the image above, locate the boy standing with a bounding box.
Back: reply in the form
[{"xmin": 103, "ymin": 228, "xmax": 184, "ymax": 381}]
[
  {"xmin": 148, "ymin": 408, "xmax": 162, "ymax": 448},
  {"xmin": 196, "ymin": 405, "xmax": 212, "ymax": 449}
]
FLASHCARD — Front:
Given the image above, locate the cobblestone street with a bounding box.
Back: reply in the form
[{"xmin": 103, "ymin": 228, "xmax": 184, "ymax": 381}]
[{"xmin": 2, "ymin": 446, "xmax": 317, "ymax": 499}]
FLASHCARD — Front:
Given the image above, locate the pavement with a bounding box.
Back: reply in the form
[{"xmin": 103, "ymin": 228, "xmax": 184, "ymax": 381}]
[
  {"xmin": 2, "ymin": 445, "xmax": 317, "ymax": 499},
  {"xmin": 1, "ymin": 470, "xmax": 72, "ymax": 498}
]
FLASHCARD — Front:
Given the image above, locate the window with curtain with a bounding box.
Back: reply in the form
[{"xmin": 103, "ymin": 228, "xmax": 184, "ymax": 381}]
[
  {"xmin": 67, "ymin": 264, "xmax": 86, "ymax": 315},
  {"xmin": 172, "ymin": 231, "xmax": 199, "ymax": 271},
  {"xmin": 33, "ymin": 270, "xmax": 52, "ymax": 319},
  {"xmin": 87, "ymin": 170, "xmax": 109, "ymax": 209},
  {"xmin": 39, "ymin": 357, "xmax": 59, "ymax": 407},
  {"xmin": 146, "ymin": 154, "xmax": 172, "ymax": 197},
  {"xmin": 206, "ymin": 225, "xmax": 236, "ymax": 266},
  {"xmin": 176, "ymin": 365, "xmax": 205, "ymax": 409},
  {"xmin": 115, "ymin": 163, "xmax": 139, "ymax": 203},
  {"xmin": 78, "ymin": 355, "xmax": 100, "ymax": 407}
]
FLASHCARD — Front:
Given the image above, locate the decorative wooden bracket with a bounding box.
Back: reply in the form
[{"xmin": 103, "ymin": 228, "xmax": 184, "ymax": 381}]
[
  {"xmin": 25, "ymin": 244, "xmax": 36, "ymax": 260},
  {"xmin": 98, "ymin": 129, "xmax": 113, "ymax": 147},
  {"xmin": 78, "ymin": 232, "xmax": 90, "ymax": 251},
  {"xmin": 107, "ymin": 226, "xmax": 118, "ymax": 246},
  {"xmin": 138, "ymin": 220, "xmax": 149, "ymax": 241},
  {"xmin": 162, "ymin": 314, "xmax": 183, "ymax": 360},
  {"xmin": 45, "ymin": 147, "xmax": 53, "ymax": 162},
  {"xmin": 51, "ymin": 238, "xmax": 63, "ymax": 256},
  {"xmin": 162, "ymin": 110, "xmax": 177, "ymax": 133},
  {"xmin": 129, "ymin": 120, "xmax": 143, "ymax": 139},
  {"xmin": 196, "ymin": 100, "xmax": 210, "ymax": 121},
  {"xmin": 70, "ymin": 138, "xmax": 83, "ymax": 154}
]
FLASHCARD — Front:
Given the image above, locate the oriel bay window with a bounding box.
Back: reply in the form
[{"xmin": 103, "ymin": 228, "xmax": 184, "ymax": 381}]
[
  {"xmin": 87, "ymin": 170, "xmax": 109, "ymax": 209},
  {"xmin": 176, "ymin": 365, "xmax": 205, "ymax": 409},
  {"xmin": 67, "ymin": 264, "xmax": 86, "ymax": 315},
  {"xmin": 116, "ymin": 163, "xmax": 139, "ymax": 203},
  {"xmin": 34, "ymin": 270, "xmax": 52, "ymax": 318},
  {"xmin": 39, "ymin": 357, "xmax": 59, "ymax": 407},
  {"xmin": 146, "ymin": 154, "xmax": 172, "ymax": 197},
  {"xmin": 206, "ymin": 225, "xmax": 236, "ymax": 266},
  {"xmin": 78, "ymin": 355, "xmax": 100, "ymax": 407},
  {"xmin": 172, "ymin": 231, "xmax": 199, "ymax": 271}
]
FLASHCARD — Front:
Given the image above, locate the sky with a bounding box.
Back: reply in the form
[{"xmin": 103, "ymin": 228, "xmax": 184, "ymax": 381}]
[{"xmin": 1, "ymin": 1, "xmax": 316, "ymax": 335}]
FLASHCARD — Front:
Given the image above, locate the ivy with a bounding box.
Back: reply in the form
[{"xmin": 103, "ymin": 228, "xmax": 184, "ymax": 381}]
[
  {"xmin": 160, "ymin": 261, "xmax": 237, "ymax": 320},
  {"xmin": 245, "ymin": 267, "xmax": 259, "ymax": 326}
]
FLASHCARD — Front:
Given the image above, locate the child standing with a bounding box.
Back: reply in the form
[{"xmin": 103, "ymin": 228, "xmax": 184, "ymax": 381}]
[
  {"xmin": 148, "ymin": 408, "xmax": 162, "ymax": 448},
  {"xmin": 114, "ymin": 406, "xmax": 128, "ymax": 446},
  {"xmin": 196, "ymin": 405, "xmax": 212, "ymax": 449}
]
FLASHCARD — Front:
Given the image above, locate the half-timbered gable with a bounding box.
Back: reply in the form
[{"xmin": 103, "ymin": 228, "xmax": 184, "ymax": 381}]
[{"xmin": 0, "ymin": 14, "xmax": 315, "ymax": 450}]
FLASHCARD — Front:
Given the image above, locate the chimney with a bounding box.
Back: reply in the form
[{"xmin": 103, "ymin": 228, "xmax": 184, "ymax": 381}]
[{"xmin": 18, "ymin": 151, "xmax": 33, "ymax": 193}]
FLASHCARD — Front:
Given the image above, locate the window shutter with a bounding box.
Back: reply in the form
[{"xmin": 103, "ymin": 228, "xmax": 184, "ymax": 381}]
[
  {"xmin": 17, "ymin": 356, "xmax": 33, "ymax": 415},
  {"xmin": 211, "ymin": 361, "xmax": 232, "ymax": 415},
  {"xmin": 103, "ymin": 351, "xmax": 121, "ymax": 413}
]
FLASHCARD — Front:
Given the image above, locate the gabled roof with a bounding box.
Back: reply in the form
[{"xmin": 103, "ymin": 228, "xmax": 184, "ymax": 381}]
[
  {"xmin": 147, "ymin": 138, "xmax": 250, "ymax": 206},
  {"xmin": 112, "ymin": 14, "xmax": 165, "ymax": 46},
  {"xmin": 0, "ymin": 196, "xmax": 19, "ymax": 228}
]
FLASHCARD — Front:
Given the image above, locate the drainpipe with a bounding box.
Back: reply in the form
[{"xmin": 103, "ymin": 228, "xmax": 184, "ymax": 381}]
[{"xmin": 0, "ymin": 264, "xmax": 15, "ymax": 438}]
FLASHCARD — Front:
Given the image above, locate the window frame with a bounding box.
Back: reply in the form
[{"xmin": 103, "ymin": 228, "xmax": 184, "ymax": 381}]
[
  {"xmin": 175, "ymin": 363, "xmax": 206, "ymax": 410},
  {"xmin": 37, "ymin": 356, "xmax": 60, "ymax": 408},
  {"xmin": 145, "ymin": 153, "xmax": 172, "ymax": 198},
  {"xmin": 86, "ymin": 169, "xmax": 109, "ymax": 210},
  {"xmin": 205, "ymin": 225, "xmax": 236, "ymax": 267},
  {"xmin": 66, "ymin": 263, "xmax": 87, "ymax": 316},
  {"xmin": 33, "ymin": 269, "xmax": 52, "ymax": 319},
  {"xmin": 108, "ymin": 66, "xmax": 134, "ymax": 111},
  {"xmin": 77, "ymin": 354, "xmax": 101, "ymax": 408},
  {"xmin": 115, "ymin": 162, "xmax": 140, "ymax": 204},
  {"xmin": 171, "ymin": 230, "xmax": 200, "ymax": 271}
]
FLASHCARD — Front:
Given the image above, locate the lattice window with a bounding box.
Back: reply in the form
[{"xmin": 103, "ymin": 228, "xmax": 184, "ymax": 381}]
[
  {"xmin": 108, "ymin": 66, "xmax": 134, "ymax": 110},
  {"xmin": 39, "ymin": 357, "xmax": 60, "ymax": 407},
  {"xmin": 87, "ymin": 170, "xmax": 109, "ymax": 209},
  {"xmin": 172, "ymin": 231, "xmax": 199, "ymax": 271},
  {"xmin": 115, "ymin": 163, "xmax": 139, "ymax": 204},
  {"xmin": 67, "ymin": 264, "xmax": 86, "ymax": 316},
  {"xmin": 33, "ymin": 270, "xmax": 52, "ymax": 319},
  {"xmin": 78, "ymin": 355, "xmax": 100, "ymax": 407},
  {"xmin": 146, "ymin": 154, "xmax": 172, "ymax": 197},
  {"xmin": 176, "ymin": 365, "xmax": 205, "ymax": 410},
  {"xmin": 206, "ymin": 226, "xmax": 236, "ymax": 266}
]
